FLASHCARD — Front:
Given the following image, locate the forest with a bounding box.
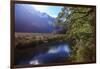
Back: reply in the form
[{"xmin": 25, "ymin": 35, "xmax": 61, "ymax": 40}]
[{"xmin": 53, "ymin": 6, "xmax": 96, "ymax": 62}]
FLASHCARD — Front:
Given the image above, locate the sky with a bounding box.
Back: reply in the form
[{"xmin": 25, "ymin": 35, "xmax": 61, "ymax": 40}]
[{"xmin": 31, "ymin": 4, "xmax": 63, "ymax": 18}]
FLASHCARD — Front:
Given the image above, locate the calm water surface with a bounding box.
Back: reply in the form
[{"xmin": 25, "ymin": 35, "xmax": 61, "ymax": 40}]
[{"xmin": 18, "ymin": 42, "xmax": 71, "ymax": 65}]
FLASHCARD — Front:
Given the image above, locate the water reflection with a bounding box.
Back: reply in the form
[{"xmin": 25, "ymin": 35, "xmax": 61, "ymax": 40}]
[
  {"xmin": 48, "ymin": 44, "xmax": 70, "ymax": 54},
  {"xmin": 29, "ymin": 42, "xmax": 70, "ymax": 65},
  {"xmin": 19, "ymin": 42, "xmax": 70, "ymax": 65},
  {"xmin": 30, "ymin": 60, "xmax": 40, "ymax": 65}
]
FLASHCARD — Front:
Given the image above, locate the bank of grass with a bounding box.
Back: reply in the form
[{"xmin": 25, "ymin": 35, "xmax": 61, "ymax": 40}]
[
  {"xmin": 15, "ymin": 32, "xmax": 96, "ymax": 64},
  {"xmin": 15, "ymin": 33, "xmax": 71, "ymax": 65}
]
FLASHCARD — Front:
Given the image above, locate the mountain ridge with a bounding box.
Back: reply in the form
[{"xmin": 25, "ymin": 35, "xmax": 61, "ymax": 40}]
[{"xmin": 15, "ymin": 4, "xmax": 55, "ymax": 33}]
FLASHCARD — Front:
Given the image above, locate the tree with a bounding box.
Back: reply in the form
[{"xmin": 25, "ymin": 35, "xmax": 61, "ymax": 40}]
[{"xmin": 54, "ymin": 6, "xmax": 96, "ymax": 62}]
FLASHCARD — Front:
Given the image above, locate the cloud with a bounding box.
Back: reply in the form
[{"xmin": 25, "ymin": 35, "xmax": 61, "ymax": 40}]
[{"xmin": 31, "ymin": 5, "xmax": 48, "ymax": 12}]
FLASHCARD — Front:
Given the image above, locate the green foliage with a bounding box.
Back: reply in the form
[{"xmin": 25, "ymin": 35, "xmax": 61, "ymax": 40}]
[{"xmin": 54, "ymin": 6, "xmax": 96, "ymax": 62}]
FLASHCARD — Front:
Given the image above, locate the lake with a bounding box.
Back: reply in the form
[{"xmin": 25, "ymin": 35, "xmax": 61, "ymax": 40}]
[{"xmin": 16, "ymin": 41, "xmax": 71, "ymax": 65}]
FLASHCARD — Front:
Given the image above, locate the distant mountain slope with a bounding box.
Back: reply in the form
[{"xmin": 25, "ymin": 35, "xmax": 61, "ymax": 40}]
[{"xmin": 15, "ymin": 4, "xmax": 55, "ymax": 33}]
